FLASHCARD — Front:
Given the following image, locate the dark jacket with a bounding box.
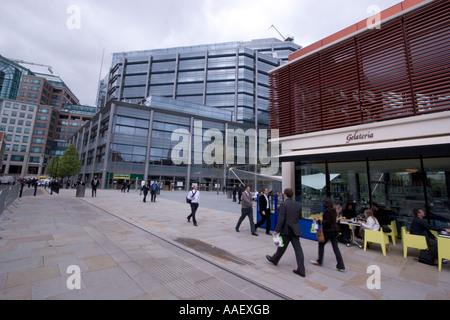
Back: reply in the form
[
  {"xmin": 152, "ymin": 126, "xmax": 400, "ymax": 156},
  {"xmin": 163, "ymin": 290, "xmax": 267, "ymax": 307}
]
[
  {"xmin": 275, "ymin": 198, "xmax": 302, "ymax": 237},
  {"xmin": 410, "ymin": 216, "xmax": 444, "ymax": 242},
  {"xmin": 373, "ymin": 208, "xmax": 390, "ymax": 226},
  {"xmin": 321, "ymin": 206, "xmax": 340, "ymax": 233},
  {"xmin": 259, "ymin": 194, "xmax": 270, "ymax": 215}
]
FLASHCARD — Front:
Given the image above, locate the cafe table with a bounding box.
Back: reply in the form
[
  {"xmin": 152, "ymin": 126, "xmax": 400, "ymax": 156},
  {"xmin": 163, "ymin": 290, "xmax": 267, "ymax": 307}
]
[{"xmin": 339, "ymin": 219, "xmax": 363, "ymax": 249}]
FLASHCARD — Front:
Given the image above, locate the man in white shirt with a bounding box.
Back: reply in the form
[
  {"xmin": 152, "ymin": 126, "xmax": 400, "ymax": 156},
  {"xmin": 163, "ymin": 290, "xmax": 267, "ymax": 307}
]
[
  {"xmin": 187, "ymin": 185, "xmax": 200, "ymax": 227},
  {"xmin": 140, "ymin": 179, "xmax": 146, "ymax": 195}
]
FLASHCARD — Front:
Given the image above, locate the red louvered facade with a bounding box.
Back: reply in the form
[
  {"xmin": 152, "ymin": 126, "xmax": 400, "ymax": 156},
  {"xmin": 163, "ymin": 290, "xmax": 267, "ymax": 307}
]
[
  {"xmin": 271, "ymin": 0, "xmax": 450, "ymax": 224},
  {"xmin": 270, "ymin": 0, "xmax": 450, "ymax": 137}
]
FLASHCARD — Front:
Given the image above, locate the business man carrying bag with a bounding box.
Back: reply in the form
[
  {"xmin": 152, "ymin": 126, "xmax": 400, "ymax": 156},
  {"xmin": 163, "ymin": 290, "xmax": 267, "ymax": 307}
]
[{"xmin": 266, "ymin": 188, "xmax": 306, "ymax": 277}]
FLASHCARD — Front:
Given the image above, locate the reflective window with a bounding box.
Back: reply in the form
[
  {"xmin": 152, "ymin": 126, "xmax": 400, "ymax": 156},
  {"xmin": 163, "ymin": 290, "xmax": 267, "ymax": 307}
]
[
  {"xmin": 423, "ymin": 157, "xmax": 450, "ymax": 227},
  {"xmin": 329, "ymin": 161, "xmax": 369, "ymax": 214}
]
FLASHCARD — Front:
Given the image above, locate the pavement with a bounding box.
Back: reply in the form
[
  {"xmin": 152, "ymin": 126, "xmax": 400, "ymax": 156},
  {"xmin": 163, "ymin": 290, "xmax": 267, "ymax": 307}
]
[{"xmin": 0, "ymin": 186, "xmax": 449, "ymax": 301}]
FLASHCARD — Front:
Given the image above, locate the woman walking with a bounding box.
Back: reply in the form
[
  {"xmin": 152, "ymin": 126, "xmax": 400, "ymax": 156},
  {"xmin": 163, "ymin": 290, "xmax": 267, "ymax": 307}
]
[{"xmin": 311, "ymin": 198, "xmax": 346, "ymax": 272}]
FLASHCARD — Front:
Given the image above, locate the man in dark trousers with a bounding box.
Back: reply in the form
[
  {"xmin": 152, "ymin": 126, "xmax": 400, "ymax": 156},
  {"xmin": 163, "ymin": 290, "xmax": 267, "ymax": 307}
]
[
  {"xmin": 266, "ymin": 188, "xmax": 306, "ymax": 277},
  {"xmin": 255, "ymin": 188, "xmax": 272, "ymax": 235},
  {"xmin": 235, "ymin": 185, "xmax": 258, "ymax": 236},
  {"xmin": 150, "ymin": 181, "xmax": 158, "ymax": 202},
  {"xmin": 410, "ymin": 208, "xmax": 450, "ymax": 264},
  {"xmin": 91, "ymin": 176, "xmax": 99, "ymax": 197}
]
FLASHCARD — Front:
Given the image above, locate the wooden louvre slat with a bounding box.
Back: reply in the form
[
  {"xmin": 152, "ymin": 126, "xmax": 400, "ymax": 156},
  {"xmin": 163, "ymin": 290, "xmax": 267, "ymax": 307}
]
[{"xmin": 270, "ymin": 0, "xmax": 450, "ymax": 138}]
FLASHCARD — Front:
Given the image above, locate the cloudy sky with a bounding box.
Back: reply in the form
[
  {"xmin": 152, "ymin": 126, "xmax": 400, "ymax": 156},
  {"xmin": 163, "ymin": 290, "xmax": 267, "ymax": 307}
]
[{"xmin": 0, "ymin": 0, "xmax": 403, "ymax": 106}]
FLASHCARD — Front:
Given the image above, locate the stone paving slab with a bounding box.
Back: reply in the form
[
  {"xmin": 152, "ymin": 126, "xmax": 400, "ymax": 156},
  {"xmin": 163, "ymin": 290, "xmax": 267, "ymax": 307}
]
[{"xmin": 0, "ymin": 187, "xmax": 449, "ymax": 300}]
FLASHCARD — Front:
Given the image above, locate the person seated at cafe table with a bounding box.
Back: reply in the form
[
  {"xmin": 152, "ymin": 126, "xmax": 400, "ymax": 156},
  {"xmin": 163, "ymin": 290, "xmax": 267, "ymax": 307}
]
[
  {"xmin": 410, "ymin": 208, "xmax": 450, "ymax": 263},
  {"xmin": 358, "ymin": 209, "xmax": 380, "ymax": 239}
]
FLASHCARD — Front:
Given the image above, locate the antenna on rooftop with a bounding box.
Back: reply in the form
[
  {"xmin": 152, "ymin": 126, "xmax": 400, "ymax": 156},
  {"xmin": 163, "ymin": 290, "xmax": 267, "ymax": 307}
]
[{"xmin": 269, "ymin": 25, "xmax": 294, "ymax": 42}]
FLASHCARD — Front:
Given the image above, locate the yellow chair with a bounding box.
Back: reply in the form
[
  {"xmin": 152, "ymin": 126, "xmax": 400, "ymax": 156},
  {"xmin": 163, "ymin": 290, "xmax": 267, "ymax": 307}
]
[
  {"xmin": 430, "ymin": 230, "xmax": 439, "ymax": 239},
  {"xmin": 385, "ymin": 220, "xmax": 398, "ymax": 245},
  {"xmin": 401, "ymin": 226, "xmax": 428, "ymax": 258},
  {"xmin": 438, "ymin": 236, "xmax": 450, "ymax": 271},
  {"xmin": 364, "ymin": 229, "xmax": 390, "ymax": 256}
]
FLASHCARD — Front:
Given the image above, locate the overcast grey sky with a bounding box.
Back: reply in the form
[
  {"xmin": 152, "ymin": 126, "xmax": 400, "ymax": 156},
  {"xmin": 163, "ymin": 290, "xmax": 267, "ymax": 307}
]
[{"xmin": 0, "ymin": 0, "xmax": 403, "ymax": 106}]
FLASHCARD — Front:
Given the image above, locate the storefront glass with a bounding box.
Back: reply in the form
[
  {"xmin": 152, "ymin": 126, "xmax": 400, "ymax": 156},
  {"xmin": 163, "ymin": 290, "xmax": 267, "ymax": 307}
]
[
  {"xmin": 423, "ymin": 157, "xmax": 450, "ymax": 227},
  {"xmin": 329, "ymin": 161, "xmax": 369, "ymax": 215},
  {"xmin": 368, "ymin": 159, "xmax": 424, "ymax": 217},
  {"xmin": 297, "ymin": 162, "xmax": 327, "ymax": 217},
  {"xmin": 295, "ymin": 157, "xmax": 450, "ymax": 225}
]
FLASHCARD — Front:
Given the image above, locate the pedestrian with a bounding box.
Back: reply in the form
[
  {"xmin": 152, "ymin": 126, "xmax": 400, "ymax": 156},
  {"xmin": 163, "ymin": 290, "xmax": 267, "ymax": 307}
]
[
  {"xmin": 151, "ymin": 181, "xmax": 158, "ymax": 202},
  {"xmin": 121, "ymin": 180, "xmax": 127, "ymax": 193},
  {"xmin": 237, "ymin": 184, "xmax": 243, "ymax": 204},
  {"xmin": 235, "ymin": 185, "xmax": 258, "ymax": 236},
  {"xmin": 311, "ymin": 198, "xmax": 346, "ymax": 272},
  {"xmin": 142, "ymin": 182, "xmax": 150, "ymax": 203},
  {"xmin": 186, "ymin": 185, "xmax": 200, "ymax": 226},
  {"xmin": 126, "ymin": 180, "xmax": 131, "ymax": 193},
  {"xmin": 91, "ymin": 176, "xmax": 99, "ymax": 197},
  {"xmin": 255, "ymin": 188, "xmax": 272, "ymax": 235},
  {"xmin": 140, "ymin": 179, "xmax": 145, "ymax": 195},
  {"xmin": 232, "ymin": 185, "xmax": 237, "ymax": 202},
  {"xmin": 266, "ymin": 188, "xmax": 306, "ymax": 277}
]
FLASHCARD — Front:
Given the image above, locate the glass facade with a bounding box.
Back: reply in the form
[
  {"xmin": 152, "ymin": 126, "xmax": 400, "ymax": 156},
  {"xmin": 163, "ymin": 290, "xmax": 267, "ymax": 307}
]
[
  {"xmin": 73, "ymin": 97, "xmax": 276, "ymax": 192},
  {"xmin": 297, "ymin": 156, "xmax": 450, "ymax": 228},
  {"xmin": 104, "ymin": 39, "xmax": 301, "ymax": 127}
]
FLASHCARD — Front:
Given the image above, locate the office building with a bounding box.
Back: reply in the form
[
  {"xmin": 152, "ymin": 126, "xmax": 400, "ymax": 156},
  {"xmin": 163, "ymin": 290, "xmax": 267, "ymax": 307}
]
[
  {"xmin": 270, "ymin": 0, "xmax": 450, "ymax": 225},
  {"xmin": 0, "ymin": 56, "xmax": 95, "ymax": 178},
  {"xmin": 103, "ymin": 38, "xmax": 301, "ymax": 127},
  {"xmin": 70, "ymin": 96, "xmax": 276, "ymax": 191}
]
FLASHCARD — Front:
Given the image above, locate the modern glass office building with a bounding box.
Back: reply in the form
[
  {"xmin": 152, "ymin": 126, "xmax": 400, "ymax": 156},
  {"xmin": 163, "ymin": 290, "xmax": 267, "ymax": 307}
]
[
  {"xmin": 0, "ymin": 55, "xmax": 33, "ymax": 100},
  {"xmin": 71, "ymin": 96, "xmax": 277, "ymax": 191},
  {"xmin": 270, "ymin": 0, "xmax": 450, "ymax": 226},
  {"xmin": 103, "ymin": 38, "xmax": 301, "ymax": 127}
]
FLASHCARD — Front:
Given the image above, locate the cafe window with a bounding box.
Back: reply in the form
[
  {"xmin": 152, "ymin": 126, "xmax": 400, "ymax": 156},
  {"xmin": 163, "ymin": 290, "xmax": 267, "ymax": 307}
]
[
  {"xmin": 297, "ymin": 162, "xmax": 327, "ymax": 216},
  {"xmin": 368, "ymin": 159, "xmax": 424, "ymax": 217},
  {"xmin": 328, "ymin": 161, "xmax": 369, "ymax": 215},
  {"xmin": 423, "ymin": 157, "xmax": 450, "ymax": 228}
]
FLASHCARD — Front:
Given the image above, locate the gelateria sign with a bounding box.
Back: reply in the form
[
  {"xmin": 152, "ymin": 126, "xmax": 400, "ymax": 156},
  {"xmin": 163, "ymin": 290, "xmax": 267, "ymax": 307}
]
[{"xmin": 346, "ymin": 131, "xmax": 375, "ymax": 144}]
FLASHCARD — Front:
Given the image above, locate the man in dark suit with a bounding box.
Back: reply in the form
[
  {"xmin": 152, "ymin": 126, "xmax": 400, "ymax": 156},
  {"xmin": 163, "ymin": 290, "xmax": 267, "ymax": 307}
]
[
  {"xmin": 255, "ymin": 188, "xmax": 272, "ymax": 235},
  {"xmin": 266, "ymin": 188, "xmax": 306, "ymax": 277},
  {"xmin": 410, "ymin": 208, "xmax": 450, "ymax": 263}
]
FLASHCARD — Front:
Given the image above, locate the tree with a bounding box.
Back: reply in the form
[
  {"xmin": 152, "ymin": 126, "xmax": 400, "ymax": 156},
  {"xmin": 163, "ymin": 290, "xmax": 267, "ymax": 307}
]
[
  {"xmin": 46, "ymin": 157, "xmax": 60, "ymax": 178},
  {"xmin": 58, "ymin": 144, "xmax": 82, "ymax": 179}
]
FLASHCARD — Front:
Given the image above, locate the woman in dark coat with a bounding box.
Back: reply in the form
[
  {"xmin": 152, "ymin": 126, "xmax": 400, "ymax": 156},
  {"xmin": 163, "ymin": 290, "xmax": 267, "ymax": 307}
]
[{"xmin": 311, "ymin": 198, "xmax": 346, "ymax": 272}]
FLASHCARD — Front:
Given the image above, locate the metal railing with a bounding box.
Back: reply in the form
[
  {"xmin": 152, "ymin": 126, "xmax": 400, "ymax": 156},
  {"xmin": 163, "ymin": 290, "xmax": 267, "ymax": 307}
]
[{"xmin": 0, "ymin": 184, "xmax": 22, "ymax": 230}]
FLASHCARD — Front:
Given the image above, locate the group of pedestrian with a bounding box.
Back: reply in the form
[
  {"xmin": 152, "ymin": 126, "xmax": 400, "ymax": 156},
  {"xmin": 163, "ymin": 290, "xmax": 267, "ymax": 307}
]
[{"xmin": 140, "ymin": 180, "xmax": 159, "ymax": 203}]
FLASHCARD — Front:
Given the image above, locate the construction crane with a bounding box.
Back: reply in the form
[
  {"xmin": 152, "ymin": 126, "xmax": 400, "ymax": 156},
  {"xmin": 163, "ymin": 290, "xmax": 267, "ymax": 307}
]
[
  {"xmin": 269, "ymin": 25, "xmax": 294, "ymax": 42},
  {"xmin": 8, "ymin": 58, "xmax": 54, "ymax": 74}
]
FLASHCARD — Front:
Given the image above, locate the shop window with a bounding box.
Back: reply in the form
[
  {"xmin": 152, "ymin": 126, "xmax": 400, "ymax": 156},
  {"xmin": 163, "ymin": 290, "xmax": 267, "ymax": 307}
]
[
  {"xmin": 297, "ymin": 162, "xmax": 327, "ymax": 216},
  {"xmin": 423, "ymin": 157, "xmax": 450, "ymax": 227},
  {"xmin": 368, "ymin": 159, "xmax": 424, "ymax": 218},
  {"xmin": 328, "ymin": 161, "xmax": 369, "ymax": 214}
]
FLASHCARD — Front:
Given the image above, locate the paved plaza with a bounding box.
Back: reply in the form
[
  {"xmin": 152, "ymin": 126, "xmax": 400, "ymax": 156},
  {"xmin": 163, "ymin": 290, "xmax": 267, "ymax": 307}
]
[{"xmin": 0, "ymin": 186, "xmax": 449, "ymax": 300}]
